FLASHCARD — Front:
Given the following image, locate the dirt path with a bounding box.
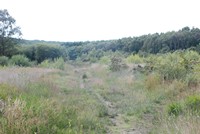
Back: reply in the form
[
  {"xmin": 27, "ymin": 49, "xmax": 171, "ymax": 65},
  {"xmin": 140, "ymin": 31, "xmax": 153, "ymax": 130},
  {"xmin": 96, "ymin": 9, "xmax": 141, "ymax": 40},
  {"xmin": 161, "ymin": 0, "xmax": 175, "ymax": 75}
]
[
  {"xmin": 94, "ymin": 91, "xmax": 141, "ymax": 134},
  {"xmin": 75, "ymin": 67, "xmax": 144, "ymax": 134}
]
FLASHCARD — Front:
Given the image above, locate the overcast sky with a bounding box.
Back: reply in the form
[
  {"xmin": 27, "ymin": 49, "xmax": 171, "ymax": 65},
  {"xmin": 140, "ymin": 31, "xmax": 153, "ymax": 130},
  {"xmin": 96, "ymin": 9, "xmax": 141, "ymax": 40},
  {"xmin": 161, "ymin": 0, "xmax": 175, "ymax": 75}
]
[{"xmin": 1, "ymin": 0, "xmax": 200, "ymax": 42}]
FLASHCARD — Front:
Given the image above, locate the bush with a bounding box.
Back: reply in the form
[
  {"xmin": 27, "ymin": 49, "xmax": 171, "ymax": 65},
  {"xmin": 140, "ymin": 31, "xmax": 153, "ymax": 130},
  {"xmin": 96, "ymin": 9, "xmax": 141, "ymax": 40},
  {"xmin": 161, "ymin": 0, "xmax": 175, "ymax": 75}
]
[
  {"xmin": 0, "ymin": 56, "xmax": 9, "ymax": 66},
  {"xmin": 109, "ymin": 56, "xmax": 128, "ymax": 72},
  {"xmin": 99, "ymin": 56, "xmax": 110, "ymax": 64},
  {"xmin": 157, "ymin": 53, "xmax": 187, "ymax": 80},
  {"xmin": 145, "ymin": 52, "xmax": 189, "ymax": 81},
  {"xmin": 10, "ymin": 55, "xmax": 31, "ymax": 67},
  {"xmin": 167, "ymin": 102, "xmax": 183, "ymax": 116},
  {"xmin": 39, "ymin": 57, "xmax": 65, "ymax": 70},
  {"xmin": 126, "ymin": 54, "xmax": 144, "ymax": 64},
  {"xmin": 52, "ymin": 57, "xmax": 65, "ymax": 70},
  {"xmin": 35, "ymin": 44, "xmax": 64, "ymax": 63}
]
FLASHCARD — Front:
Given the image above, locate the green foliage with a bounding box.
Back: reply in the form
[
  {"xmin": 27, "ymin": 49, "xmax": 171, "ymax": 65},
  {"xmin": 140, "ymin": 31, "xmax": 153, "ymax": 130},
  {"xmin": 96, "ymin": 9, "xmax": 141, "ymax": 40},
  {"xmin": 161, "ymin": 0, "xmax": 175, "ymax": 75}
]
[
  {"xmin": 62, "ymin": 27, "xmax": 200, "ymax": 59},
  {"xmin": 0, "ymin": 9, "xmax": 22, "ymax": 57},
  {"xmin": 185, "ymin": 95, "xmax": 200, "ymax": 113},
  {"xmin": 35, "ymin": 44, "xmax": 65, "ymax": 63},
  {"xmin": 167, "ymin": 102, "xmax": 183, "ymax": 116},
  {"xmin": 126, "ymin": 54, "xmax": 144, "ymax": 63},
  {"xmin": 99, "ymin": 56, "xmax": 111, "ymax": 64},
  {"xmin": 0, "ymin": 56, "xmax": 9, "ymax": 66},
  {"xmin": 39, "ymin": 57, "xmax": 65, "ymax": 70},
  {"xmin": 20, "ymin": 45, "xmax": 36, "ymax": 61},
  {"xmin": 156, "ymin": 53, "xmax": 187, "ymax": 80},
  {"xmin": 143, "ymin": 51, "xmax": 200, "ymax": 81},
  {"xmin": 53, "ymin": 57, "xmax": 65, "ymax": 70},
  {"xmin": 196, "ymin": 43, "xmax": 200, "ymax": 53},
  {"xmin": 10, "ymin": 55, "xmax": 31, "ymax": 66},
  {"xmin": 39, "ymin": 59, "xmax": 50, "ymax": 68},
  {"xmin": 166, "ymin": 95, "xmax": 200, "ymax": 117}
]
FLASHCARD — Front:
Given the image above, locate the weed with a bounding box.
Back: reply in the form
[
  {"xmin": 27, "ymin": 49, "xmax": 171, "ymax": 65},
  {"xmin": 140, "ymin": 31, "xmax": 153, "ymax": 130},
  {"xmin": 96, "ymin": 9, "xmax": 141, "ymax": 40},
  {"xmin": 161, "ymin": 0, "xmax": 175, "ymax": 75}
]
[{"xmin": 167, "ymin": 102, "xmax": 183, "ymax": 116}]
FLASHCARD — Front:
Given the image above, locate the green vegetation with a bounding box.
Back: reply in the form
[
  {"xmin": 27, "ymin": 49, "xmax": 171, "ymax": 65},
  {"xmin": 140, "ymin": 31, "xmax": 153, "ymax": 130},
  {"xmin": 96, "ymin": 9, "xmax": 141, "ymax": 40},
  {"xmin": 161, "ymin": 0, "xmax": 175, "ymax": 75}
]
[
  {"xmin": 10, "ymin": 55, "xmax": 31, "ymax": 67},
  {"xmin": 0, "ymin": 56, "xmax": 9, "ymax": 66},
  {"xmin": 0, "ymin": 51, "xmax": 200, "ymax": 133},
  {"xmin": 39, "ymin": 57, "xmax": 65, "ymax": 70},
  {"xmin": 1, "ymin": 9, "xmax": 200, "ymax": 133},
  {"xmin": 167, "ymin": 102, "xmax": 183, "ymax": 116},
  {"xmin": 0, "ymin": 9, "xmax": 22, "ymax": 57}
]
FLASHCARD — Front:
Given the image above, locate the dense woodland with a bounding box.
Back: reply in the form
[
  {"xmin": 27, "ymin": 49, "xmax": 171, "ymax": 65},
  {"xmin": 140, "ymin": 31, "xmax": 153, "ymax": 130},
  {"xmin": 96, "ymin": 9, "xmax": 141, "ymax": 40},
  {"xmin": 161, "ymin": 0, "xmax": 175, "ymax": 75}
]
[
  {"xmin": 61, "ymin": 26, "xmax": 200, "ymax": 60},
  {"xmin": 18, "ymin": 26, "xmax": 200, "ymax": 63}
]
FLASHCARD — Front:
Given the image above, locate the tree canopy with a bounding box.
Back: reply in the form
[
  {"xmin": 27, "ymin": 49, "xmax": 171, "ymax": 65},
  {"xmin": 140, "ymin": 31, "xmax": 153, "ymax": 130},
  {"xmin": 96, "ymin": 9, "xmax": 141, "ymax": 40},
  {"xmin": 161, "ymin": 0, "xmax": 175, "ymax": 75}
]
[
  {"xmin": 61, "ymin": 27, "xmax": 200, "ymax": 60},
  {"xmin": 0, "ymin": 9, "xmax": 22, "ymax": 57}
]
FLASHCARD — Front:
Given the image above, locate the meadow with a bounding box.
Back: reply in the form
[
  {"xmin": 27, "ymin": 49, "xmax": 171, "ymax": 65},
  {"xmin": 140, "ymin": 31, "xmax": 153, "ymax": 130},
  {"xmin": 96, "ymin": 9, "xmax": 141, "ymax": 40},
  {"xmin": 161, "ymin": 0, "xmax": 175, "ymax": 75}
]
[{"xmin": 0, "ymin": 50, "xmax": 200, "ymax": 134}]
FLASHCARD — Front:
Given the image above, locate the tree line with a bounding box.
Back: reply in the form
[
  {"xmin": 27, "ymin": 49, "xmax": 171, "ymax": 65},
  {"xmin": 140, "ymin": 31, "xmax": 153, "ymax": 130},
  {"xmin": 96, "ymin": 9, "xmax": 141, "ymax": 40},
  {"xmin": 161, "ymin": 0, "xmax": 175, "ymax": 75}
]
[
  {"xmin": 1, "ymin": 9, "xmax": 200, "ymax": 63},
  {"xmin": 61, "ymin": 26, "xmax": 200, "ymax": 60}
]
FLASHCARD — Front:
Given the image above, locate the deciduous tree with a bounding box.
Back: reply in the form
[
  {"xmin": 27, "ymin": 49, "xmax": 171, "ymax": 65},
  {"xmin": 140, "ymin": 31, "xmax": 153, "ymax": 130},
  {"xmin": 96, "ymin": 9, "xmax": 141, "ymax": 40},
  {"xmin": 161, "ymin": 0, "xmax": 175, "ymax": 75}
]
[{"xmin": 0, "ymin": 9, "xmax": 22, "ymax": 57}]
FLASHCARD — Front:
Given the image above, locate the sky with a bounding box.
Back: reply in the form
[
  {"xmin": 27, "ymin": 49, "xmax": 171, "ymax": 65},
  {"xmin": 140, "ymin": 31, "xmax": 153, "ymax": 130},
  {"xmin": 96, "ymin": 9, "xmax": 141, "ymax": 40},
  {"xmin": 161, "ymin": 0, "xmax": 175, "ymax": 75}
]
[{"xmin": 1, "ymin": 0, "xmax": 200, "ymax": 42}]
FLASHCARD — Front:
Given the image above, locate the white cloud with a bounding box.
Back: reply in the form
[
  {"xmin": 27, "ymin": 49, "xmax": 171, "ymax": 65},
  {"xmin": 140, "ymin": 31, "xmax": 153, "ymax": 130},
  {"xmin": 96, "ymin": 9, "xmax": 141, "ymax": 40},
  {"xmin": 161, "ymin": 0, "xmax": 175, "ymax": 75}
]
[{"xmin": 1, "ymin": 0, "xmax": 200, "ymax": 41}]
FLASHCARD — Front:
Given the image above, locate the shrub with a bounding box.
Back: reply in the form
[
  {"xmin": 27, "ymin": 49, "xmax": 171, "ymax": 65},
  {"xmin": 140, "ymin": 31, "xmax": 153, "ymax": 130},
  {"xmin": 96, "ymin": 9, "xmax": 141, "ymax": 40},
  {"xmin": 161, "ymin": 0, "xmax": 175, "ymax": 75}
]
[
  {"xmin": 39, "ymin": 59, "xmax": 50, "ymax": 68},
  {"xmin": 145, "ymin": 52, "xmax": 189, "ymax": 81},
  {"xmin": 0, "ymin": 56, "xmax": 9, "ymax": 66},
  {"xmin": 39, "ymin": 57, "xmax": 65, "ymax": 70},
  {"xmin": 167, "ymin": 102, "xmax": 183, "ymax": 116},
  {"xmin": 157, "ymin": 53, "xmax": 187, "ymax": 80},
  {"xmin": 10, "ymin": 55, "xmax": 31, "ymax": 67},
  {"xmin": 126, "ymin": 54, "xmax": 144, "ymax": 64},
  {"xmin": 109, "ymin": 56, "xmax": 128, "ymax": 72},
  {"xmin": 52, "ymin": 57, "xmax": 65, "ymax": 70},
  {"xmin": 99, "ymin": 56, "xmax": 110, "ymax": 64},
  {"xmin": 35, "ymin": 44, "xmax": 64, "ymax": 63}
]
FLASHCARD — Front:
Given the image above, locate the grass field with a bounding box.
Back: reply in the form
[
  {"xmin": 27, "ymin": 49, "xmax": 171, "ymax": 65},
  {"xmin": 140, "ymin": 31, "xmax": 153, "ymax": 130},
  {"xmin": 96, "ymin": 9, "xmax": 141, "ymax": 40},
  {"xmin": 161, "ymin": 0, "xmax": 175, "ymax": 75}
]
[{"xmin": 0, "ymin": 60, "xmax": 200, "ymax": 134}]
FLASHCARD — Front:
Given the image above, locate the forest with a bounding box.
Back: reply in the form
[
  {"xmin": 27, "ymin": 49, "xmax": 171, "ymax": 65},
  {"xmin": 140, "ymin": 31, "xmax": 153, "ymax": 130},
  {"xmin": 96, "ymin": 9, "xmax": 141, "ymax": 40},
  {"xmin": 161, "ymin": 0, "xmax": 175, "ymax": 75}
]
[
  {"xmin": 1, "ymin": 9, "xmax": 200, "ymax": 134},
  {"xmin": 17, "ymin": 26, "xmax": 200, "ymax": 63}
]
